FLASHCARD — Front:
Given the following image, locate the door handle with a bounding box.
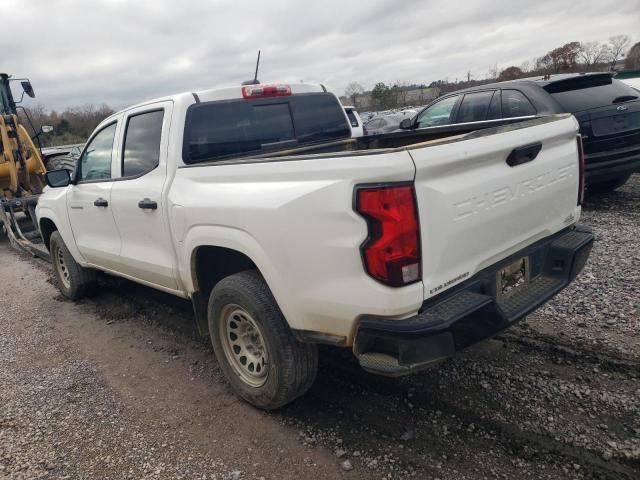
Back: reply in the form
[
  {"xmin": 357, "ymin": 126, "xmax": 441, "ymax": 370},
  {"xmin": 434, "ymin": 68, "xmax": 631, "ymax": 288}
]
[
  {"xmin": 138, "ymin": 198, "xmax": 158, "ymax": 210},
  {"xmin": 94, "ymin": 198, "xmax": 108, "ymax": 207},
  {"xmin": 506, "ymin": 142, "xmax": 542, "ymax": 167}
]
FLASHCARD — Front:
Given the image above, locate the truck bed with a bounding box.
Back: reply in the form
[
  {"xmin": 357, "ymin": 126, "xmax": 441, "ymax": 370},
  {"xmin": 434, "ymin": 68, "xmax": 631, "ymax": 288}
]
[{"xmin": 181, "ymin": 115, "xmax": 568, "ymax": 166}]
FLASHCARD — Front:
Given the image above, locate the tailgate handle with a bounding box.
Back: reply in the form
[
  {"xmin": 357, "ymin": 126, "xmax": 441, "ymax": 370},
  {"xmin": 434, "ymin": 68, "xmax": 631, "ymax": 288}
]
[{"xmin": 506, "ymin": 143, "xmax": 542, "ymax": 167}]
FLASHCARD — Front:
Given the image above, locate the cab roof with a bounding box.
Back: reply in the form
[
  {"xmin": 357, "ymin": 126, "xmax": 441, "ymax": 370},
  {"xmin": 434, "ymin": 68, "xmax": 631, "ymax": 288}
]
[
  {"xmin": 454, "ymin": 72, "xmax": 614, "ymax": 94},
  {"xmin": 107, "ymin": 82, "xmax": 329, "ymax": 121}
]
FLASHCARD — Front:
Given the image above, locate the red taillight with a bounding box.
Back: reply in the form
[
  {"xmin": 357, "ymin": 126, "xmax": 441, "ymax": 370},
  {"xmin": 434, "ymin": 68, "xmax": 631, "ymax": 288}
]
[
  {"xmin": 355, "ymin": 184, "xmax": 421, "ymax": 287},
  {"xmin": 241, "ymin": 84, "xmax": 292, "ymax": 99},
  {"xmin": 577, "ymin": 135, "xmax": 585, "ymax": 205}
]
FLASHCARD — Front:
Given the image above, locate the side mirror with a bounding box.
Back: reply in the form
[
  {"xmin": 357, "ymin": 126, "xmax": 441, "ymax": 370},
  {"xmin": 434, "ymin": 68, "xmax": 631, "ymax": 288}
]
[
  {"xmin": 399, "ymin": 118, "xmax": 413, "ymax": 130},
  {"xmin": 21, "ymin": 80, "xmax": 35, "ymax": 98},
  {"xmin": 44, "ymin": 169, "xmax": 71, "ymax": 188},
  {"xmin": 41, "ymin": 125, "xmax": 53, "ymax": 133}
]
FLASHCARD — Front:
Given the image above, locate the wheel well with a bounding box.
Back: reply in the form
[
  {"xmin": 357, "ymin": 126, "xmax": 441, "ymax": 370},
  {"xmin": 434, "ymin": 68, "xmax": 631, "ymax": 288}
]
[
  {"xmin": 190, "ymin": 246, "xmax": 258, "ymax": 337},
  {"xmin": 39, "ymin": 218, "xmax": 58, "ymax": 250},
  {"xmin": 192, "ymin": 246, "xmax": 257, "ymax": 300}
]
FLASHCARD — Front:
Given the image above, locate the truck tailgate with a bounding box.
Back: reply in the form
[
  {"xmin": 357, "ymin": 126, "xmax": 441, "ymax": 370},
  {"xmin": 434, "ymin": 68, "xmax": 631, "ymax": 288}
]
[{"xmin": 409, "ymin": 115, "xmax": 581, "ymax": 300}]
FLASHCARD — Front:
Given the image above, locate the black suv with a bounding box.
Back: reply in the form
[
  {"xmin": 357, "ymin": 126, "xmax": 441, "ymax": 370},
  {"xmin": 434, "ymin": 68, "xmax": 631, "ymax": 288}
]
[{"xmin": 401, "ymin": 73, "xmax": 640, "ymax": 192}]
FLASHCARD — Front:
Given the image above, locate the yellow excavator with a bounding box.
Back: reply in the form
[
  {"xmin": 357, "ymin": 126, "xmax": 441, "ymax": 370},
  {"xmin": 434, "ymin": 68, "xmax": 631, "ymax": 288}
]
[{"xmin": 0, "ymin": 73, "xmax": 53, "ymax": 258}]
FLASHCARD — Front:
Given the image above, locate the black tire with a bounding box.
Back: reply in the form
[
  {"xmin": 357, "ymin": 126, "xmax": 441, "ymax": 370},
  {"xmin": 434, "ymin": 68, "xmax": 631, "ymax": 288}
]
[
  {"xmin": 588, "ymin": 174, "xmax": 631, "ymax": 193},
  {"xmin": 46, "ymin": 155, "xmax": 77, "ymax": 174},
  {"xmin": 208, "ymin": 270, "xmax": 318, "ymax": 410},
  {"xmin": 49, "ymin": 231, "xmax": 97, "ymax": 300}
]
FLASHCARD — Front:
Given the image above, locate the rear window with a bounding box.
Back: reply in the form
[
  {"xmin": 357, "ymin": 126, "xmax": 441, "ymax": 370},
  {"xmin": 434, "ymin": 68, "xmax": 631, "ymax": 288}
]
[
  {"xmin": 183, "ymin": 93, "xmax": 351, "ymax": 163},
  {"xmin": 544, "ymin": 76, "xmax": 639, "ymax": 112},
  {"xmin": 502, "ymin": 90, "xmax": 537, "ymax": 118}
]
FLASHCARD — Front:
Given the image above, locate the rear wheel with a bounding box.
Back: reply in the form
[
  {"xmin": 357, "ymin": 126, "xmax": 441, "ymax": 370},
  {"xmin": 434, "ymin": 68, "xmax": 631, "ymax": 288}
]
[
  {"xmin": 588, "ymin": 174, "xmax": 631, "ymax": 193},
  {"xmin": 49, "ymin": 231, "xmax": 97, "ymax": 300},
  {"xmin": 208, "ymin": 270, "xmax": 318, "ymax": 410}
]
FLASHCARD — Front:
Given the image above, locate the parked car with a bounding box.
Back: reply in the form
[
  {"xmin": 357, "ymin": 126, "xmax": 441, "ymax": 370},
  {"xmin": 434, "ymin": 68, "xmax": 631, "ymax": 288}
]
[
  {"xmin": 401, "ymin": 73, "xmax": 640, "ymax": 192},
  {"xmin": 620, "ymin": 77, "xmax": 640, "ymax": 91},
  {"xmin": 364, "ymin": 113, "xmax": 411, "ymax": 135},
  {"xmin": 37, "ymin": 82, "xmax": 592, "ymax": 410},
  {"xmin": 344, "ymin": 106, "xmax": 364, "ymax": 137},
  {"xmin": 359, "ymin": 111, "xmax": 376, "ymax": 123}
]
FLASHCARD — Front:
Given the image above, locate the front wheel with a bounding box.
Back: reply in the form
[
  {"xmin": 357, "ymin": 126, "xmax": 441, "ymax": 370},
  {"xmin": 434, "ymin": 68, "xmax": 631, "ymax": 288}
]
[
  {"xmin": 208, "ymin": 270, "xmax": 318, "ymax": 410},
  {"xmin": 49, "ymin": 231, "xmax": 97, "ymax": 300}
]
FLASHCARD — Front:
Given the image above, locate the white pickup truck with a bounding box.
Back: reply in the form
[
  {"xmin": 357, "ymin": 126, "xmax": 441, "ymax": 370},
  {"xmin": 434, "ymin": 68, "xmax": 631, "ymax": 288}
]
[{"xmin": 36, "ymin": 82, "xmax": 593, "ymax": 409}]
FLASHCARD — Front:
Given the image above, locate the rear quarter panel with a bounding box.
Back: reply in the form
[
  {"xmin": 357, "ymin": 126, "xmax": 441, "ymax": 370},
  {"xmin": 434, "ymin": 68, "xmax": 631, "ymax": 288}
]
[{"xmin": 171, "ymin": 151, "xmax": 423, "ymax": 342}]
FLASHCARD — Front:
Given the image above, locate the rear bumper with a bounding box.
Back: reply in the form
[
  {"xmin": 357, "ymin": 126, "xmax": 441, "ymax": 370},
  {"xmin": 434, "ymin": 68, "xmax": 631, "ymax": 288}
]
[
  {"xmin": 354, "ymin": 225, "xmax": 594, "ymax": 376},
  {"xmin": 584, "ymin": 136, "xmax": 640, "ymax": 183}
]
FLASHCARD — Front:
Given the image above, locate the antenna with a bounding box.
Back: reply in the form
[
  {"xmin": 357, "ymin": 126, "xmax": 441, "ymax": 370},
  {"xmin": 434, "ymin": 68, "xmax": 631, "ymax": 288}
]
[
  {"xmin": 253, "ymin": 50, "xmax": 261, "ymax": 83},
  {"xmin": 242, "ymin": 50, "xmax": 261, "ymax": 86}
]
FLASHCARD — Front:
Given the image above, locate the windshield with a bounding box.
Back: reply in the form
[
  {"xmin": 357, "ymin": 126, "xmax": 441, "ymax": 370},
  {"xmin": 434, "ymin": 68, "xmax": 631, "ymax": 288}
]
[
  {"xmin": 183, "ymin": 93, "xmax": 351, "ymax": 163},
  {"xmin": 545, "ymin": 76, "xmax": 639, "ymax": 112}
]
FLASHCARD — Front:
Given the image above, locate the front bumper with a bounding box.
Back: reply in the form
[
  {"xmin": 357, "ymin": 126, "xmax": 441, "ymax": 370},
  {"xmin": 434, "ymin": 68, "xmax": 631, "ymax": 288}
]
[{"xmin": 355, "ymin": 226, "xmax": 594, "ymax": 376}]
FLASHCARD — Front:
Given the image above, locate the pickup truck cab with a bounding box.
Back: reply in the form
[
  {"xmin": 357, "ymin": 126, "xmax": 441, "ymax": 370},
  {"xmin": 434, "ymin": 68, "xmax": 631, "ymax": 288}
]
[
  {"xmin": 37, "ymin": 82, "xmax": 593, "ymax": 409},
  {"xmin": 344, "ymin": 105, "xmax": 364, "ymax": 137}
]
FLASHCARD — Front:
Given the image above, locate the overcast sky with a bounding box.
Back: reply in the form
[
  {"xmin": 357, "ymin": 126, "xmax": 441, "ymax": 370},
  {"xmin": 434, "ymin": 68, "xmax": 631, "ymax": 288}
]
[{"xmin": 3, "ymin": 0, "xmax": 639, "ymax": 110}]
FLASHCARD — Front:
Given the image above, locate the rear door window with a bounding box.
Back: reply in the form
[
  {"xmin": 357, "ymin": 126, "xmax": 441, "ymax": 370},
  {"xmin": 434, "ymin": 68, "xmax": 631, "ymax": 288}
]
[
  {"xmin": 183, "ymin": 93, "xmax": 350, "ymax": 163},
  {"xmin": 122, "ymin": 110, "xmax": 164, "ymax": 177},
  {"xmin": 456, "ymin": 91, "xmax": 495, "ymax": 123},
  {"xmin": 486, "ymin": 91, "xmax": 502, "ymax": 119},
  {"xmin": 416, "ymin": 95, "xmax": 460, "ymax": 128},
  {"xmin": 545, "ymin": 77, "xmax": 639, "ymax": 112},
  {"xmin": 502, "ymin": 90, "xmax": 537, "ymax": 118}
]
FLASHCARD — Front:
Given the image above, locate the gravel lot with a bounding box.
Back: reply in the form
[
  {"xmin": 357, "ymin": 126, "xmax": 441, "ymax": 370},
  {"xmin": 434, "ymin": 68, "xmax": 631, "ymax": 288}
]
[{"xmin": 1, "ymin": 174, "xmax": 638, "ymax": 480}]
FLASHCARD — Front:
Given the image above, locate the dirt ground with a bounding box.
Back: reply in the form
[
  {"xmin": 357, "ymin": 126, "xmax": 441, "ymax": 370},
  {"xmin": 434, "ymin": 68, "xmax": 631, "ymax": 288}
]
[{"xmin": 1, "ymin": 175, "xmax": 639, "ymax": 480}]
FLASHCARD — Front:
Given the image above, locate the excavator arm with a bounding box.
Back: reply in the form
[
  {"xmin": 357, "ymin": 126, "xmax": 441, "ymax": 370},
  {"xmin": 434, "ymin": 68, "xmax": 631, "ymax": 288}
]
[{"xmin": 0, "ymin": 73, "xmax": 51, "ymax": 259}]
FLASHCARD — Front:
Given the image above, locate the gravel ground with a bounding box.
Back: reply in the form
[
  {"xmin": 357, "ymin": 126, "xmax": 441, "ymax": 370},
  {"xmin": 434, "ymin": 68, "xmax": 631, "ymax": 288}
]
[{"xmin": 1, "ymin": 174, "xmax": 638, "ymax": 480}]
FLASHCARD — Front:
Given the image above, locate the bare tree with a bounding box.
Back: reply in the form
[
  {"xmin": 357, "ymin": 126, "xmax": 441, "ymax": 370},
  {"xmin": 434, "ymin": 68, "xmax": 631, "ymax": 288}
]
[
  {"xmin": 498, "ymin": 66, "xmax": 524, "ymax": 81},
  {"xmin": 606, "ymin": 35, "xmax": 631, "ymax": 69},
  {"xmin": 18, "ymin": 103, "xmax": 48, "ymax": 136},
  {"xmin": 519, "ymin": 60, "xmax": 532, "ymax": 73},
  {"xmin": 536, "ymin": 42, "xmax": 581, "ymax": 74},
  {"xmin": 344, "ymin": 82, "xmax": 364, "ymax": 108},
  {"xmin": 579, "ymin": 41, "xmax": 607, "ymax": 70},
  {"xmin": 392, "ymin": 81, "xmax": 410, "ymax": 106}
]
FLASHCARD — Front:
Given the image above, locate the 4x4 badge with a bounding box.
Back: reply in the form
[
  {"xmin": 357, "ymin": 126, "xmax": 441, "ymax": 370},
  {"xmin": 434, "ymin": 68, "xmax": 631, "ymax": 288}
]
[{"xmin": 616, "ymin": 105, "xmax": 629, "ymax": 111}]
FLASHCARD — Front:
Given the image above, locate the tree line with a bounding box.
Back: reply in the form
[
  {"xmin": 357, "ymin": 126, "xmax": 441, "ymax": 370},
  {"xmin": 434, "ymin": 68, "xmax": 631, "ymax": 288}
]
[
  {"xmin": 346, "ymin": 34, "xmax": 639, "ymax": 111},
  {"xmin": 496, "ymin": 34, "xmax": 637, "ymax": 81},
  {"xmin": 19, "ymin": 103, "xmax": 115, "ymax": 147}
]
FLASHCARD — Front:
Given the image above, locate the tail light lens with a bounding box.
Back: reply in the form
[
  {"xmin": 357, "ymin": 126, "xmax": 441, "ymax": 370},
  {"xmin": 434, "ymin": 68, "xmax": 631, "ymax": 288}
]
[
  {"xmin": 355, "ymin": 184, "xmax": 421, "ymax": 287},
  {"xmin": 242, "ymin": 84, "xmax": 292, "ymax": 99},
  {"xmin": 577, "ymin": 135, "xmax": 585, "ymax": 206}
]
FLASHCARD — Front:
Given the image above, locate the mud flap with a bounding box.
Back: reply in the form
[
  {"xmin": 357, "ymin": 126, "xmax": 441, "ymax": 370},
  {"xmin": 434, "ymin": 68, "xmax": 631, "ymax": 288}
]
[{"xmin": 191, "ymin": 291, "xmax": 210, "ymax": 337}]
